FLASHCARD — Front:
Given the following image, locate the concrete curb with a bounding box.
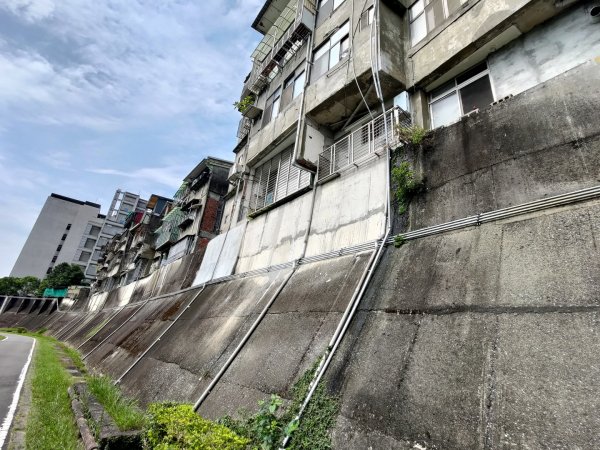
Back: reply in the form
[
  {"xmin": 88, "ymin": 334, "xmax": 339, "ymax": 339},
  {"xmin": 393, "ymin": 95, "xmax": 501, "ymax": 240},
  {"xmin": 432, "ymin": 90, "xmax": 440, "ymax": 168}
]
[{"xmin": 68, "ymin": 386, "xmax": 98, "ymax": 450}]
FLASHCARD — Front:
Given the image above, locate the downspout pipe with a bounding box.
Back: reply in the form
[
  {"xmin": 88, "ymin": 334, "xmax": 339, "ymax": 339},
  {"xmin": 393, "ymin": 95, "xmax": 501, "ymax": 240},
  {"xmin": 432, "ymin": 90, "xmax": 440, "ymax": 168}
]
[
  {"xmin": 281, "ymin": 3, "xmax": 393, "ymax": 444},
  {"xmin": 291, "ymin": 31, "xmax": 315, "ymax": 173},
  {"xmin": 115, "ymin": 284, "xmax": 207, "ymax": 384},
  {"xmin": 193, "ymin": 158, "xmax": 321, "ymax": 412}
]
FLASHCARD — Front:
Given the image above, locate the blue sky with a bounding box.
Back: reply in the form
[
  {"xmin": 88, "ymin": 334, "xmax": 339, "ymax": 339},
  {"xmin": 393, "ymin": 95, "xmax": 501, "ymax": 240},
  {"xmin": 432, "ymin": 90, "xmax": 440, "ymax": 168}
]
[{"xmin": 0, "ymin": 0, "xmax": 263, "ymax": 276}]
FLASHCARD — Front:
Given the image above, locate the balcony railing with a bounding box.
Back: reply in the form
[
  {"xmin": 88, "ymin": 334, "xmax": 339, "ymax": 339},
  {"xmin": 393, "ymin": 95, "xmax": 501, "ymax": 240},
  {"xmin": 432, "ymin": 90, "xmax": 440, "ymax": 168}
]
[
  {"xmin": 248, "ymin": 0, "xmax": 316, "ymax": 95},
  {"xmin": 317, "ymin": 107, "xmax": 412, "ymax": 181},
  {"xmin": 237, "ymin": 116, "xmax": 252, "ymax": 140}
]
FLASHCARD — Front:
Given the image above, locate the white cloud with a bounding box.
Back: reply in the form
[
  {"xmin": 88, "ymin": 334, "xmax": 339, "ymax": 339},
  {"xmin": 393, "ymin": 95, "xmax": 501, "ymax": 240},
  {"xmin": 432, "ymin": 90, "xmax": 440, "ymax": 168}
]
[
  {"xmin": 3, "ymin": 0, "xmax": 55, "ymax": 22},
  {"xmin": 88, "ymin": 165, "xmax": 186, "ymax": 190},
  {"xmin": 0, "ymin": 0, "xmax": 263, "ymax": 131}
]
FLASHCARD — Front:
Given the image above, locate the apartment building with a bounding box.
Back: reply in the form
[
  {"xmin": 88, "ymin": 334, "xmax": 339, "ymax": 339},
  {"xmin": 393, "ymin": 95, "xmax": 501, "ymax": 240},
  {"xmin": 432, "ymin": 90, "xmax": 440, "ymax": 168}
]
[
  {"xmin": 155, "ymin": 157, "xmax": 232, "ymax": 266},
  {"xmin": 10, "ymin": 193, "xmax": 105, "ymax": 280},
  {"xmin": 96, "ymin": 194, "xmax": 171, "ymax": 291},
  {"xmin": 85, "ymin": 189, "xmax": 148, "ymax": 280}
]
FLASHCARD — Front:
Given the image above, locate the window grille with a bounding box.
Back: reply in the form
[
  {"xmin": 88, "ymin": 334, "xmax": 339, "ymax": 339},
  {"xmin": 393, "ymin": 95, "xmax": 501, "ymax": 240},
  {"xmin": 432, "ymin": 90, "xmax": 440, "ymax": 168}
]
[{"xmin": 249, "ymin": 147, "xmax": 311, "ymax": 213}]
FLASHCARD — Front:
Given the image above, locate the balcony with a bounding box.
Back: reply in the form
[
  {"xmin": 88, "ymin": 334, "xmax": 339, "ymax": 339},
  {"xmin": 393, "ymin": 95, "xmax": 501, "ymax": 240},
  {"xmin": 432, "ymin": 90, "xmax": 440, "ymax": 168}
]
[
  {"xmin": 317, "ymin": 107, "xmax": 412, "ymax": 181},
  {"xmin": 228, "ymin": 161, "xmax": 246, "ymax": 182},
  {"xmin": 248, "ymin": 0, "xmax": 317, "ymax": 95},
  {"xmin": 155, "ymin": 229, "xmax": 180, "ymax": 250},
  {"xmin": 237, "ymin": 117, "xmax": 252, "ymax": 140},
  {"xmin": 178, "ymin": 211, "xmax": 196, "ymax": 229}
]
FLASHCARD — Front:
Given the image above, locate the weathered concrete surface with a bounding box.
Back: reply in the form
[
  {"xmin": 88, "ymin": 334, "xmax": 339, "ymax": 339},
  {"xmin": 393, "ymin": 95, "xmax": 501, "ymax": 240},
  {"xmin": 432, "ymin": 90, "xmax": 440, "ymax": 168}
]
[
  {"xmin": 410, "ymin": 62, "xmax": 600, "ymax": 229},
  {"xmin": 198, "ymin": 252, "xmax": 372, "ymax": 420},
  {"xmin": 78, "ymin": 304, "xmax": 143, "ymax": 356},
  {"xmin": 328, "ymin": 199, "xmax": 600, "ymax": 449},
  {"xmin": 85, "ymin": 289, "xmax": 200, "ymax": 379},
  {"xmin": 489, "ymin": 1, "xmax": 600, "ymax": 99},
  {"xmin": 120, "ymin": 270, "xmax": 288, "ymax": 405}
]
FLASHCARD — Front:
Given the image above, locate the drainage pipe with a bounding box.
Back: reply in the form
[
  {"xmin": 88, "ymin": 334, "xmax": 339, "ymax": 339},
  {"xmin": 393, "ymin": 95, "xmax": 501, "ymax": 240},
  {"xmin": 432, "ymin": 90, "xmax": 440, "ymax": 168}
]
[
  {"xmin": 193, "ymin": 158, "xmax": 322, "ymax": 412},
  {"xmin": 387, "ymin": 185, "xmax": 600, "ymax": 244},
  {"xmin": 281, "ymin": 28, "xmax": 393, "ymax": 441},
  {"xmin": 115, "ymin": 284, "xmax": 206, "ymax": 384},
  {"xmin": 291, "ymin": 33, "xmax": 315, "ymax": 172},
  {"xmin": 83, "ymin": 300, "xmax": 150, "ymax": 360}
]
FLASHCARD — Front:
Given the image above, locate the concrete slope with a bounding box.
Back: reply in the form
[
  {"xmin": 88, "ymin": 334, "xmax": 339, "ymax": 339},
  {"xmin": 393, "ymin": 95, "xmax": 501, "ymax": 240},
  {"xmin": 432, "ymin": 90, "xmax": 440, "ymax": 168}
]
[
  {"xmin": 78, "ymin": 304, "xmax": 145, "ymax": 356},
  {"xmin": 197, "ymin": 252, "xmax": 372, "ymax": 419},
  {"xmin": 120, "ymin": 270, "xmax": 288, "ymax": 406},
  {"xmin": 85, "ymin": 289, "xmax": 202, "ymax": 379},
  {"xmin": 328, "ymin": 199, "xmax": 600, "ymax": 449}
]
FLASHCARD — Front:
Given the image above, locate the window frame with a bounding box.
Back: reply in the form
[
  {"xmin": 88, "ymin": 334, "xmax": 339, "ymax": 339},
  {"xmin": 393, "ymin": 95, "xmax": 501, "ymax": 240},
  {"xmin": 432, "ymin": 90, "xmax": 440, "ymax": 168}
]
[
  {"xmin": 311, "ymin": 21, "xmax": 350, "ymax": 82},
  {"xmin": 428, "ymin": 62, "xmax": 494, "ymax": 128},
  {"xmin": 409, "ymin": 0, "xmax": 462, "ymax": 47}
]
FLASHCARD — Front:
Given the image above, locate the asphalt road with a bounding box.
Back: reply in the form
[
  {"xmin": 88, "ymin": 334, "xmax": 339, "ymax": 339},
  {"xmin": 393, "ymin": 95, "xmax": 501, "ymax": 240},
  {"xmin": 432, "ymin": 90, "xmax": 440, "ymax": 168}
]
[{"xmin": 0, "ymin": 334, "xmax": 35, "ymax": 450}]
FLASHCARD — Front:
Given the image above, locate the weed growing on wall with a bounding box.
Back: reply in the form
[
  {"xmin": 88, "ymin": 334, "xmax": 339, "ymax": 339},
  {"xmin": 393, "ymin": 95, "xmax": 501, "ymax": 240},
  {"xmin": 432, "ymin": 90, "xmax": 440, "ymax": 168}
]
[
  {"xmin": 392, "ymin": 161, "xmax": 424, "ymax": 215},
  {"xmin": 220, "ymin": 362, "xmax": 339, "ymax": 449},
  {"xmin": 396, "ymin": 125, "xmax": 427, "ymax": 145}
]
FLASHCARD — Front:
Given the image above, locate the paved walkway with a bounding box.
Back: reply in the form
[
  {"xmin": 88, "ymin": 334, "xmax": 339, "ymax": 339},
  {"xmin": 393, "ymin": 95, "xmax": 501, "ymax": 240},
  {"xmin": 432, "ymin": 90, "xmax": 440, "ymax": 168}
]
[{"xmin": 0, "ymin": 334, "xmax": 35, "ymax": 450}]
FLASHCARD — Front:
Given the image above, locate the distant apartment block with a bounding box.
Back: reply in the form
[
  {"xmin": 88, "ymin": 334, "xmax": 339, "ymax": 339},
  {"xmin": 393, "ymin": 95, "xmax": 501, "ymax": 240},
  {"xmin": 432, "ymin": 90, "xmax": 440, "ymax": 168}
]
[
  {"xmin": 85, "ymin": 189, "xmax": 148, "ymax": 279},
  {"xmin": 10, "ymin": 193, "xmax": 105, "ymax": 280},
  {"xmin": 94, "ymin": 157, "xmax": 232, "ymax": 292}
]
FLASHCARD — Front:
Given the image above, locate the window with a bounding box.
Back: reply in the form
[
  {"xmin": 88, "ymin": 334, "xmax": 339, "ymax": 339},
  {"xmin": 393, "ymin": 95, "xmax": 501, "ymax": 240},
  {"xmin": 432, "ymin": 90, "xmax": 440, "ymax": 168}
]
[
  {"xmin": 79, "ymin": 251, "xmax": 91, "ymax": 262},
  {"xmin": 84, "ymin": 238, "xmax": 96, "ymax": 249},
  {"xmin": 61, "ymin": 234, "xmax": 67, "ymax": 241},
  {"xmin": 89, "ymin": 225, "xmax": 101, "ymax": 237},
  {"xmin": 317, "ymin": 0, "xmax": 346, "ymax": 26},
  {"xmin": 46, "ymin": 267, "xmax": 52, "ymax": 275},
  {"xmin": 409, "ymin": 0, "xmax": 462, "ymax": 46},
  {"xmin": 262, "ymin": 87, "xmax": 282, "ymax": 126},
  {"xmin": 249, "ymin": 147, "xmax": 312, "ymax": 212},
  {"xmin": 66, "ymin": 224, "xmax": 72, "ymax": 230},
  {"xmin": 429, "ymin": 62, "xmax": 494, "ymax": 128},
  {"xmin": 281, "ymin": 69, "xmax": 306, "ymax": 111},
  {"xmin": 311, "ymin": 21, "xmax": 350, "ymax": 82},
  {"xmin": 51, "ymin": 256, "xmax": 57, "ymax": 263},
  {"xmin": 56, "ymin": 245, "xmax": 62, "ymax": 252},
  {"xmin": 360, "ymin": 6, "xmax": 374, "ymax": 31}
]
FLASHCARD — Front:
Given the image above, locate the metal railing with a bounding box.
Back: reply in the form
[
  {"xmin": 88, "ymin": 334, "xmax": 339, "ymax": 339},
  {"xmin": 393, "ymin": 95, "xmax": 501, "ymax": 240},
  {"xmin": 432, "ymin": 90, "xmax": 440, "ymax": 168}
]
[
  {"xmin": 317, "ymin": 107, "xmax": 411, "ymax": 181},
  {"xmin": 237, "ymin": 117, "xmax": 252, "ymax": 140},
  {"xmin": 248, "ymin": 0, "xmax": 316, "ymax": 94}
]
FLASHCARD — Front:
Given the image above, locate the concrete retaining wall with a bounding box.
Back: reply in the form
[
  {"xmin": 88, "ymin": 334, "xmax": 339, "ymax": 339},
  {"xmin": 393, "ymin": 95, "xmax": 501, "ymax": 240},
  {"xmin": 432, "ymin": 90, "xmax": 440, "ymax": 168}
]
[
  {"xmin": 328, "ymin": 198, "xmax": 600, "ymax": 449},
  {"xmin": 409, "ymin": 61, "xmax": 600, "ymax": 230}
]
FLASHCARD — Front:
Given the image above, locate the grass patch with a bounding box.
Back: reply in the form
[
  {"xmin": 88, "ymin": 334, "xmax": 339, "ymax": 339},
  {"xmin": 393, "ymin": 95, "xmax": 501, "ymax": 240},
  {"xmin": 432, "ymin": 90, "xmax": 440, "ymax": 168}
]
[
  {"xmin": 59, "ymin": 343, "xmax": 87, "ymax": 375},
  {"xmin": 86, "ymin": 375, "xmax": 145, "ymax": 431},
  {"xmin": 25, "ymin": 335, "xmax": 81, "ymax": 450},
  {"xmin": 0, "ymin": 327, "xmax": 28, "ymax": 334},
  {"xmin": 0, "ymin": 334, "xmax": 5, "ymax": 341}
]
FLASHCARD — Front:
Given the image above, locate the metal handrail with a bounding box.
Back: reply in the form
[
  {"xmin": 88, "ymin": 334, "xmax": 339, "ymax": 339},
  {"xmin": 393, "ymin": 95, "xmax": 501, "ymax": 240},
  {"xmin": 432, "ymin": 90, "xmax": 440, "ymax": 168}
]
[{"xmin": 317, "ymin": 107, "xmax": 411, "ymax": 181}]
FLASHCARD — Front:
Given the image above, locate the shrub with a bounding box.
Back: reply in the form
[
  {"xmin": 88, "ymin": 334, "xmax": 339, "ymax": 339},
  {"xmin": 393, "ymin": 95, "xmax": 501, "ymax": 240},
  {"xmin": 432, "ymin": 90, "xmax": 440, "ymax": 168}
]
[
  {"xmin": 393, "ymin": 235, "xmax": 406, "ymax": 248},
  {"xmin": 391, "ymin": 162, "xmax": 424, "ymax": 215},
  {"xmin": 144, "ymin": 403, "xmax": 249, "ymax": 450},
  {"xmin": 396, "ymin": 125, "xmax": 427, "ymax": 145}
]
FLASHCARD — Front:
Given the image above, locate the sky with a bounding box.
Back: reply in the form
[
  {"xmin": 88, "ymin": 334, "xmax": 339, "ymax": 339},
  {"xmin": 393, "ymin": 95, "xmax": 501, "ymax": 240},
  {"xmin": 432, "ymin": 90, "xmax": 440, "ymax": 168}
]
[{"xmin": 0, "ymin": 0, "xmax": 264, "ymax": 276}]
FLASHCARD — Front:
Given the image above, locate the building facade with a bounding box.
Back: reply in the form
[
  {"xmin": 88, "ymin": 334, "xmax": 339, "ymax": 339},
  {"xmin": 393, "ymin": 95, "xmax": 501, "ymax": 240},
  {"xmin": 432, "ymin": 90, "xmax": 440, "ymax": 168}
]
[
  {"xmin": 213, "ymin": 0, "xmax": 599, "ymax": 273},
  {"xmin": 95, "ymin": 194, "xmax": 171, "ymax": 292},
  {"xmin": 85, "ymin": 189, "xmax": 148, "ymax": 280},
  {"xmin": 10, "ymin": 193, "xmax": 104, "ymax": 280}
]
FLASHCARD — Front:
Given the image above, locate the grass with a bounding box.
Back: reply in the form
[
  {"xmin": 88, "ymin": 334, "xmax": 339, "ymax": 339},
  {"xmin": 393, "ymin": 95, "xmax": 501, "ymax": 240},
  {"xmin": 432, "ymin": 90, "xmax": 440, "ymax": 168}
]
[
  {"xmin": 86, "ymin": 375, "xmax": 146, "ymax": 431},
  {"xmin": 0, "ymin": 334, "xmax": 5, "ymax": 341},
  {"xmin": 24, "ymin": 335, "xmax": 82, "ymax": 450}
]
